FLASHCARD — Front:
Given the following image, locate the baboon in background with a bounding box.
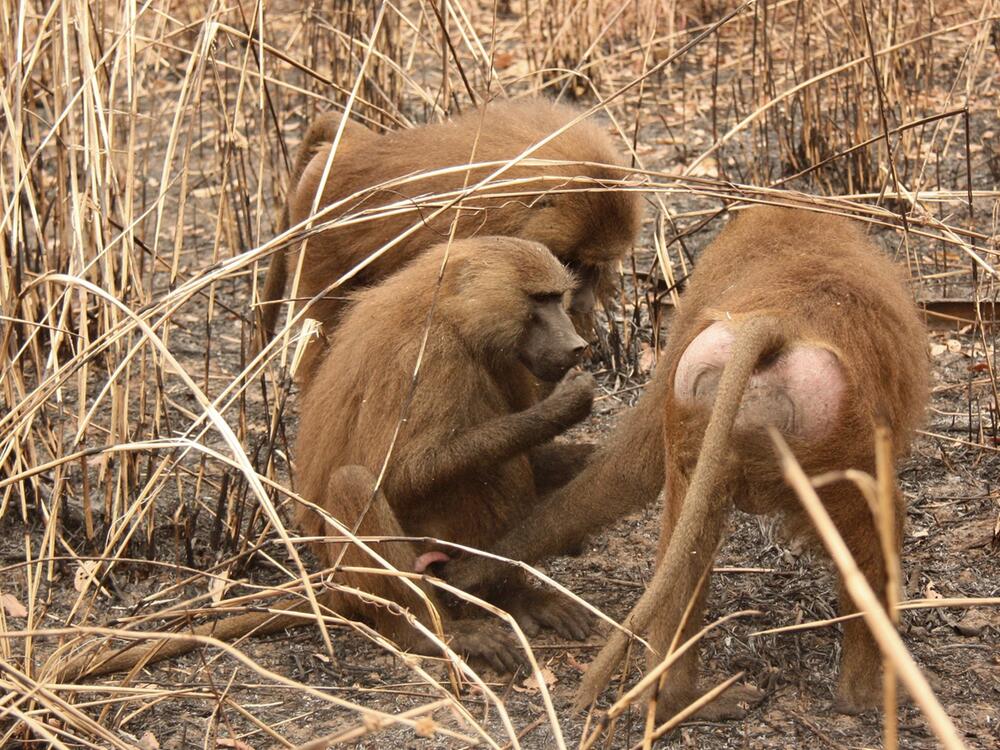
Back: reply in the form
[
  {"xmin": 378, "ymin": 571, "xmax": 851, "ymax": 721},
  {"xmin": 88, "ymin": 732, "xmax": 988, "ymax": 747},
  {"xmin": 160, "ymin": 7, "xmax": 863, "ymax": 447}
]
[
  {"xmin": 444, "ymin": 206, "xmax": 929, "ymax": 717},
  {"xmin": 259, "ymin": 97, "xmax": 643, "ymax": 382},
  {"xmin": 56, "ymin": 236, "xmax": 596, "ymax": 679}
]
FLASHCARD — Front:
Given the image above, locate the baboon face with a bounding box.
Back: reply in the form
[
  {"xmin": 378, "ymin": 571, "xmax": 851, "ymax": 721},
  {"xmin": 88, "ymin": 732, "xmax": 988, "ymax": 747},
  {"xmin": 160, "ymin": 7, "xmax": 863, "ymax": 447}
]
[
  {"xmin": 443, "ymin": 237, "xmax": 584, "ymax": 381},
  {"xmin": 564, "ymin": 262, "xmax": 600, "ymax": 342},
  {"xmin": 519, "ymin": 293, "xmax": 588, "ymax": 382}
]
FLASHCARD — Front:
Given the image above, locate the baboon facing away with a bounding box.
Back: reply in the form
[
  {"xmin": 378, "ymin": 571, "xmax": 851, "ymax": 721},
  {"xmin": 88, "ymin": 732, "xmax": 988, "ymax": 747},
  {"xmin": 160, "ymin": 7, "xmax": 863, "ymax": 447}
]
[
  {"xmin": 260, "ymin": 97, "xmax": 643, "ymax": 382},
  {"xmin": 443, "ymin": 206, "xmax": 929, "ymax": 717},
  {"xmin": 55, "ymin": 236, "xmax": 596, "ymax": 679}
]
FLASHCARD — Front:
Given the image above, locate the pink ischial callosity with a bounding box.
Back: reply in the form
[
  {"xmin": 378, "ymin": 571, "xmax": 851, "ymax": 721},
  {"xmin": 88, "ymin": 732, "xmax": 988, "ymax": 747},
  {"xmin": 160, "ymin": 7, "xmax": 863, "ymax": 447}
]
[
  {"xmin": 674, "ymin": 321, "xmax": 845, "ymax": 440},
  {"xmin": 413, "ymin": 550, "xmax": 452, "ymax": 573}
]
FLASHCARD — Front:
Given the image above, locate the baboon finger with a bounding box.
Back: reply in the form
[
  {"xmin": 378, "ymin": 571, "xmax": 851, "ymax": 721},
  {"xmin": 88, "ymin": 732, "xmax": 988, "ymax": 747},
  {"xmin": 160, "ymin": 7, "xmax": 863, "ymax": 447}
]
[
  {"xmin": 532, "ymin": 596, "xmax": 593, "ymax": 641},
  {"xmin": 449, "ymin": 620, "xmax": 526, "ymax": 674}
]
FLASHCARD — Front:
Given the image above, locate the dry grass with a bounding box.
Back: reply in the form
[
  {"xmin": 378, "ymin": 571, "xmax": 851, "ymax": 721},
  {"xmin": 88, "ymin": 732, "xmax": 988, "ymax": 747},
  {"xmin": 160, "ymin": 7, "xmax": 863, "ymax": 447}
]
[{"xmin": 1, "ymin": 0, "xmax": 999, "ymax": 748}]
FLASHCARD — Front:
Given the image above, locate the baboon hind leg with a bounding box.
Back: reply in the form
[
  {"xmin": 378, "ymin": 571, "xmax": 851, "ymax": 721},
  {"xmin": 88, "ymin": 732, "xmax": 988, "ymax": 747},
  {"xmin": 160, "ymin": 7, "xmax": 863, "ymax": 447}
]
[
  {"xmin": 831, "ymin": 483, "xmax": 902, "ymax": 714},
  {"xmin": 313, "ymin": 465, "xmax": 524, "ymax": 672}
]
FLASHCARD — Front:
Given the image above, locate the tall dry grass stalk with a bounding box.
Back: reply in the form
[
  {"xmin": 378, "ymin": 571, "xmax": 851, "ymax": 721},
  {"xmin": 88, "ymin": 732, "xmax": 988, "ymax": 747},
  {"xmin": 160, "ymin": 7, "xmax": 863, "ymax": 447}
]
[{"xmin": 1, "ymin": 0, "xmax": 998, "ymax": 746}]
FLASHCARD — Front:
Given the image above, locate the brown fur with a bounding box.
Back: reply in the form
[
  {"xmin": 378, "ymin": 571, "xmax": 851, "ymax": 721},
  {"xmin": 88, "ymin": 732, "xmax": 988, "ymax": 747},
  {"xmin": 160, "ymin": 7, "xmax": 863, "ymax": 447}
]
[
  {"xmin": 257, "ymin": 112, "xmax": 376, "ymax": 348},
  {"xmin": 55, "ymin": 237, "xmax": 596, "ymax": 680},
  {"xmin": 445, "ymin": 206, "xmax": 929, "ymax": 716},
  {"xmin": 292, "ymin": 236, "xmax": 597, "ymax": 665},
  {"xmin": 258, "ymin": 97, "xmax": 643, "ymax": 382}
]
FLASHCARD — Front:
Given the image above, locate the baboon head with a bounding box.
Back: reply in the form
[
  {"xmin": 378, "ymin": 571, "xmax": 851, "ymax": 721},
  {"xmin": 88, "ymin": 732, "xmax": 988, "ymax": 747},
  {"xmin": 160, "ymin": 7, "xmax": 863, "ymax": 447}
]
[
  {"xmin": 513, "ymin": 174, "xmax": 642, "ymax": 340},
  {"xmin": 441, "ymin": 236, "xmax": 587, "ymax": 382}
]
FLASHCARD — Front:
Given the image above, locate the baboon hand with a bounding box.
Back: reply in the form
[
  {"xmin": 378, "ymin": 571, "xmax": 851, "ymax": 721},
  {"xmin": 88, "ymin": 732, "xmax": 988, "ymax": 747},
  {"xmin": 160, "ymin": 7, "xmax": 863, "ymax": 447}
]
[
  {"xmin": 502, "ymin": 587, "xmax": 593, "ymax": 641},
  {"xmin": 447, "ymin": 619, "xmax": 527, "ymax": 673},
  {"xmin": 543, "ymin": 369, "xmax": 596, "ymax": 427}
]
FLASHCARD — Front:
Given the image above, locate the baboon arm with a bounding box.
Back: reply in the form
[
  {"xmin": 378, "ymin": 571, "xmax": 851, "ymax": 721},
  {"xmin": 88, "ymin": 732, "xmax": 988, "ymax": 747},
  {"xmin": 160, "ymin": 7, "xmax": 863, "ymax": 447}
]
[
  {"xmin": 443, "ymin": 371, "xmax": 668, "ymax": 591},
  {"xmin": 530, "ymin": 442, "xmax": 596, "ymax": 494},
  {"xmin": 394, "ymin": 404, "xmax": 587, "ymax": 500},
  {"xmin": 498, "ymin": 392, "xmax": 665, "ymax": 561}
]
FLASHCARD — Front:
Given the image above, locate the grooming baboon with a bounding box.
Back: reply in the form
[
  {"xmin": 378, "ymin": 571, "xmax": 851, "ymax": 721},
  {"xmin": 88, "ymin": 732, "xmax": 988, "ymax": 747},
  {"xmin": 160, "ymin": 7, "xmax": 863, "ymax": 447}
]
[
  {"xmin": 444, "ymin": 206, "xmax": 929, "ymax": 717},
  {"xmin": 56, "ymin": 237, "xmax": 596, "ymax": 680},
  {"xmin": 259, "ymin": 97, "xmax": 642, "ymax": 381}
]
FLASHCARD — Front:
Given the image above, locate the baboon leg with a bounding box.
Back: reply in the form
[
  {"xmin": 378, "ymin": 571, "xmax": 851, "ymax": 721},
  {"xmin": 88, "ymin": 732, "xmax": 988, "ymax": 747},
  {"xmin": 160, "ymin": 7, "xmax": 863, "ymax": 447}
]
[
  {"xmin": 831, "ymin": 483, "xmax": 901, "ymax": 714},
  {"xmin": 316, "ymin": 466, "xmax": 524, "ymax": 672},
  {"xmin": 530, "ymin": 442, "xmax": 596, "ymax": 495}
]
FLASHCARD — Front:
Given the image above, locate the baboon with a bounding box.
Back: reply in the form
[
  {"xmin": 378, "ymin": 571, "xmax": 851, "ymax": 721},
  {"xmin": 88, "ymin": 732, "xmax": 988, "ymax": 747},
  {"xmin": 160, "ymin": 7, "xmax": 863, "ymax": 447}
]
[
  {"xmin": 56, "ymin": 236, "xmax": 596, "ymax": 680},
  {"xmin": 259, "ymin": 97, "xmax": 643, "ymax": 382},
  {"xmin": 443, "ymin": 206, "xmax": 929, "ymax": 717}
]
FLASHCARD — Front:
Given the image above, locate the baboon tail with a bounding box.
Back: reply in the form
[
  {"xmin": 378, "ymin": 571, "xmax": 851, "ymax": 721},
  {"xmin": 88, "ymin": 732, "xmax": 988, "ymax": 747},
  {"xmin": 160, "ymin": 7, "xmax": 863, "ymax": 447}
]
[
  {"xmin": 50, "ymin": 604, "xmax": 308, "ymax": 682},
  {"xmin": 573, "ymin": 316, "xmax": 785, "ymax": 712}
]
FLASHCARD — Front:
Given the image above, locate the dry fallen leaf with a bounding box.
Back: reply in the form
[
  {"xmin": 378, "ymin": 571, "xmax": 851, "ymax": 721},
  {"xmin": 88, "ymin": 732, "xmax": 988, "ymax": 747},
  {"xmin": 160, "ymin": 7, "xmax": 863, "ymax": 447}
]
[
  {"xmin": 1, "ymin": 592, "xmax": 28, "ymax": 618},
  {"xmin": 74, "ymin": 561, "xmax": 101, "ymax": 593},
  {"xmin": 565, "ymin": 651, "xmax": 589, "ymax": 673},
  {"xmin": 138, "ymin": 731, "xmax": 160, "ymax": 750},
  {"xmin": 954, "ymin": 610, "xmax": 994, "ymax": 637},
  {"xmin": 513, "ymin": 666, "xmax": 558, "ymax": 692},
  {"xmin": 687, "ymin": 156, "xmax": 719, "ymax": 177},
  {"xmin": 209, "ymin": 567, "xmax": 231, "ymax": 604},
  {"xmin": 493, "ymin": 51, "xmax": 514, "ymax": 70}
]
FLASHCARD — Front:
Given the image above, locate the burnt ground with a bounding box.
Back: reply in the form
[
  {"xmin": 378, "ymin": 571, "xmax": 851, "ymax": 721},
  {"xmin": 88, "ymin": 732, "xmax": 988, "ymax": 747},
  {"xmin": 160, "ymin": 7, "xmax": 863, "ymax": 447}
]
[
  {"xmin": 3, "ymin": 4, "xmax": 1000, "ymax": 749},
  {"xmin": 3, "ymin": 282, "xmax": 999, "ymax": 749}
]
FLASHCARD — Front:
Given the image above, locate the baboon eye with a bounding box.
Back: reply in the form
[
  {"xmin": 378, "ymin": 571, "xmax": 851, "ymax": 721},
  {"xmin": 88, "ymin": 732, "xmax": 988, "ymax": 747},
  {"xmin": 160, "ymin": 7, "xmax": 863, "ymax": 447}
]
[{"xmin": 531, "ymin": 292, "xmax": 563, "ymax": 303}]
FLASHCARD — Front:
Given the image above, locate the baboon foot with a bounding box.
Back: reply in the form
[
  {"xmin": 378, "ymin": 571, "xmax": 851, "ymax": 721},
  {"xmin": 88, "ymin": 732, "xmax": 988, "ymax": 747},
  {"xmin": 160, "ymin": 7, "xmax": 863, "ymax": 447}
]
[
  {"xmin": 656, "ymin": 684, "xmax": 765, "ymax": 723},
  {"xmin": 445, "ymin": 619, "xmax": 526, "ymax": 674},
  {"xmin": 833, "ymin": 644, "xmax": 881, "ymax": 714},
  {"xmin": 501, "ymin": 587, "xmax": 593, "ymax": 641},
  {"xmin": 832, "ymin": 681, "xmax": 881, "ymax": 715}
]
